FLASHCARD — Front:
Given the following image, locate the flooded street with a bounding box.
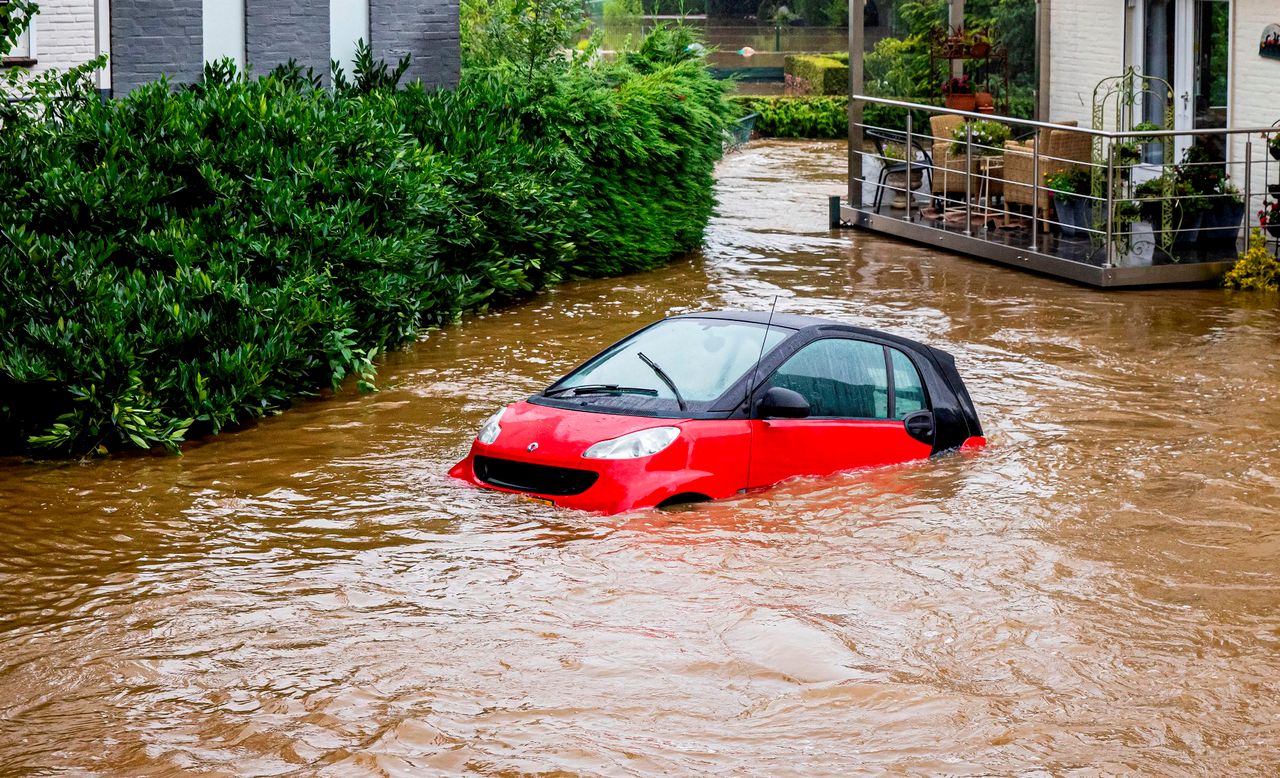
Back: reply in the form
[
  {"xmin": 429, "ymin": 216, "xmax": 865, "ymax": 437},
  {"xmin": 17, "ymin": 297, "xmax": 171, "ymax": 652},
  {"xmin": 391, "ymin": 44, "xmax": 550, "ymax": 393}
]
[{"xmin": 2, "ymin": 139, "xmax": 1279, "ymax": 775}]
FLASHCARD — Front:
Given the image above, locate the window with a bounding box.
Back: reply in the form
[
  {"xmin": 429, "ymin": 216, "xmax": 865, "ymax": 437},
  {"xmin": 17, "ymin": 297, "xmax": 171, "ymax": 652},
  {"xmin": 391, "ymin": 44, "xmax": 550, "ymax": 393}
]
[
  {"xmin": 2, "ymin": 1, "xmax": 36, "ymax": 67},
  {"xmin": 557, "ymin": 318, "xmax": 790, "ymax": 407},
  {"xmin": 889, "ymin": 347, "xmax": 926, "ymax": 418},
  {"xmin": 330, "ymin": 0, "xmax": 371, "ymax": 79},
  {"xmin": 768, "ymin": 339, "xmax": 890, "ymax": 419},
  {"xmin": 767, "ymin": 339, "xmax": 930, "ymax": 420}
]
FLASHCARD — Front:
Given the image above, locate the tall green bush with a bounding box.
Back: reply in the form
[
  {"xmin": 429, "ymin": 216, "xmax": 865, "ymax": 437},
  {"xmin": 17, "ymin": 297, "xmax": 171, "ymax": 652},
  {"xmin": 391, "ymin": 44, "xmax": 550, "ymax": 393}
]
[{"xmin": 0, "ymin": 27, "xmax": 734, "ymax": 457}]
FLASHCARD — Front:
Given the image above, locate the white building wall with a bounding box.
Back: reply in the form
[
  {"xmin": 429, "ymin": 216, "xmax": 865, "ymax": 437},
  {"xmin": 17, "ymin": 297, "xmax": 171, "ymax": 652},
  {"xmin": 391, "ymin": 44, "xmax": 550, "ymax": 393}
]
[
  {"xmin": 27, "ymin": 0, "xmax": 99, "ymax": 75},
  {"xmin": 1227, "ymin": 0, "xmax": 1280, "ymax": 219},
  {"xmin": 1047, "ymin": 0, "xmax": 1127, "ymax": 128}
]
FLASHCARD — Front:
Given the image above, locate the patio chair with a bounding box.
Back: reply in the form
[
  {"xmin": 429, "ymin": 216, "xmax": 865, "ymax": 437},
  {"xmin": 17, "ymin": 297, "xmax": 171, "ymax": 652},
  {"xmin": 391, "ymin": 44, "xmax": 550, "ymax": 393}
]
[
  {"xmin": 1002, "ymin": 120, "xmax": 1093, "ymax": 229},
  {"xmin": 930, "ymin": 114, "xmax": 1006, "ymax": 207},
  {"xmin": 867, "ymin": 128, "xmax": 933, "ymax": 212}
]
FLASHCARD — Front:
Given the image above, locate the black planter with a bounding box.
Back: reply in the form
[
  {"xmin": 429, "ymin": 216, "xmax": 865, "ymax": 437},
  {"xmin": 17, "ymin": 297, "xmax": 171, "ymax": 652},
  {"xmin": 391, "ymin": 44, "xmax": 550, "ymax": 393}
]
[
  {"xmin": 1199, "ymin": 201, "xmax": 1245, "ymax": 244},
  {"xmin": 1271, "ymin": 184, "xmax": 1280, "ymax": 198},
  {"xmin": 1270, "ymin": 223, "xmax": 1280, "ymax": 238},
  {"xmin": 1271, "ymin": 145, "xmax": 1280, "ymax": 161},
  {"xmin": 1172, "ymin": 210, "xmax": 1204, "ymax": 245}
]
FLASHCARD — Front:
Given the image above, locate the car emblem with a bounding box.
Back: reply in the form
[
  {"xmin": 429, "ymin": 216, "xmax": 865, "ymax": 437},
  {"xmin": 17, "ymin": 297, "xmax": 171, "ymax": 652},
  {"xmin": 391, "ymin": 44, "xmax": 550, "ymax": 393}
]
[{"xmin": 527, "ymin": 442, "xmax": 539, "ymax": 453}]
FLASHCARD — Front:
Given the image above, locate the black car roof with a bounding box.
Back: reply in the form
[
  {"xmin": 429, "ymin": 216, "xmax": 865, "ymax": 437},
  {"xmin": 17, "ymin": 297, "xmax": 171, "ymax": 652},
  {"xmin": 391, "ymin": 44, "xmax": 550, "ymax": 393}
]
[
  {"xmin": 672, "ymin": 310, "xmax": 946, "ymax": 358},
  {"xmin": 674, "ymin": 310, "xmax": 981, "ymax": 439}
]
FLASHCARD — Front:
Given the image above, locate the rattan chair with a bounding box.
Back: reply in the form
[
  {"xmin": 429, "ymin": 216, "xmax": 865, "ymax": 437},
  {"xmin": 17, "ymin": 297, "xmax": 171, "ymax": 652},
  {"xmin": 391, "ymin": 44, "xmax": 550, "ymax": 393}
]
[{"xmin": 1002, "ymin": 121, "xmax": 1093, "ymax": 227}]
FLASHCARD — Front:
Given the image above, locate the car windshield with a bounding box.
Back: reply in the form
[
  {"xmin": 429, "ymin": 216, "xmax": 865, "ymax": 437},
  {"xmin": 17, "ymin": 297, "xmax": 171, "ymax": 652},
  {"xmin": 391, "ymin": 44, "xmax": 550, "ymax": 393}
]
[{"xmin": 552, "ymin": 319, "xmax": 791, "ymax": 410}]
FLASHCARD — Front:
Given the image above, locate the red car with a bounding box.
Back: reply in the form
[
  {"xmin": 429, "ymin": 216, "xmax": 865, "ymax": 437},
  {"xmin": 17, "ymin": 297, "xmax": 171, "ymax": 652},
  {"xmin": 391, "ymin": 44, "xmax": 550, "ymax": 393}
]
[{"xmin": 450, "ymin": 311, "xmax": 985, "ymax": 514}]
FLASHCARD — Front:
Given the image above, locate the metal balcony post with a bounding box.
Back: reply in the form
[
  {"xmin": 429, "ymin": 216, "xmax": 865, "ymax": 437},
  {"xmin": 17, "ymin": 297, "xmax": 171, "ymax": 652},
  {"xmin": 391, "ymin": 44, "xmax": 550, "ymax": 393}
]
[
  {"xmin": 1104, "ymin": 143, "xmax": 1116, "ymax": 268},
  {"xmin": 1029, "ymin": 132, "xmax": 1040, "ymax": 251},
  {"xmin": 904, "ymin": 111, "xmax": 914, "ymax": 222},
  {"xmin": 964, "ymin": 119, "xmax": 973, "ymax": 235}
]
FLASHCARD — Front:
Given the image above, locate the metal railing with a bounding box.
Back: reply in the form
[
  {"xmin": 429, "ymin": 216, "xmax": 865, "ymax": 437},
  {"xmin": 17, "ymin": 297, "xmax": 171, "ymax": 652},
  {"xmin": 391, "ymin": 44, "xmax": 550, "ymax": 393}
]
[{"xmin": 849, "ymin": 95, "xmax": 1279, "ymax": 268}]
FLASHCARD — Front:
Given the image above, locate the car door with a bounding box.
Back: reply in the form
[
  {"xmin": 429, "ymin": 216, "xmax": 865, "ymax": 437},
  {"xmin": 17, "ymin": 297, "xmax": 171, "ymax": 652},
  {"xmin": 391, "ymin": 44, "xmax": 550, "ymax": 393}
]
[{"xmin": 746, "ymin": 337, "xmax": 935, "ymax": 489}]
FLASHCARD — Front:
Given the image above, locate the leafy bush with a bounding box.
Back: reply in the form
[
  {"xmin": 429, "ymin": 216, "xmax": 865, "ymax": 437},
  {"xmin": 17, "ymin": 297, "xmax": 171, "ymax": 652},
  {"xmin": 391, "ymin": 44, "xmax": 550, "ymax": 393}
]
[
  {"xmin": 0, "ymin": 28, "xmax": 734, "ymax": 457},
  {"xmin": 783, "ymin": 55, "xmax": 848, "ymax": 96},
  {"xmin": 733, "ymin": 95, "xmax": 847, "ymax": 139},
  {"xmin": 1223, "ymin": 229, "xmax": 1280, "ymax": 292}
]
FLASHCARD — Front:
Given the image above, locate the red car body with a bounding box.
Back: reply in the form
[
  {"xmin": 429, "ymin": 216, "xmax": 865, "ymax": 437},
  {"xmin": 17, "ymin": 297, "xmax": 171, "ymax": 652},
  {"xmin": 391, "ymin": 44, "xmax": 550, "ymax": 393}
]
[{"xmin": 450, "ymin": 311, "xmax": 984, "ymax": 514}]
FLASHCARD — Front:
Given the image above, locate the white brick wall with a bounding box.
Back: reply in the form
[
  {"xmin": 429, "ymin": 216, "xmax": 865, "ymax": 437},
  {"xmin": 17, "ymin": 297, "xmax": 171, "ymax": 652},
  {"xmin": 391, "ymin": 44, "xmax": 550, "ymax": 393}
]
[
  {"xmin": 1227, "ymin": 0, "xmax": 1280, "ymax": 219},
  {"xmin": 27, "ymin": 0, "xmax": 100, "ymax": 75},
  {"xmin": 1047, "ymin": 0, "xmax": 1126, "ymax": 128}
]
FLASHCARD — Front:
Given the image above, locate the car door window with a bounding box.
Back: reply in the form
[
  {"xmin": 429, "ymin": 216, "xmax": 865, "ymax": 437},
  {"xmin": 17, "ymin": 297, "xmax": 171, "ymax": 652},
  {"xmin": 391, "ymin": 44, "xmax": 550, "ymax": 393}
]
[
  {"xmin": 889, "ymin": 347, "xmax": 927, "ymax": 418},
  {"xmin": 768, "ymin": 339, "xmax": 889, "ymax": 419}
]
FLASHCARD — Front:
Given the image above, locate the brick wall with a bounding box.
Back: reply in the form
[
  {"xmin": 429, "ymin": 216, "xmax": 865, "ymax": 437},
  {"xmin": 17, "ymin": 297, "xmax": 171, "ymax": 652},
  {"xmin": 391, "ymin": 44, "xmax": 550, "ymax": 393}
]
[
  {"xmin": 371, "ymin": 0, "xmax": 459, "ymax": 89},
  {"xmin": 246, "ymin": 0, "xmax": 329, "ymax": 83},
  {"xmin": 1228, "ymin": 0, "xmax": 1280, "ymax": 218},
  {"xmin": 111, "ymin": 0, "xmax": 203, "ymax": 93},
  {"xmin": 1047, "ymin": 0, "xmax": 1125, "ymax": 128},
  {"xmin": 26, "ymin": 0, "xmax": 97, "ymax": 75}
]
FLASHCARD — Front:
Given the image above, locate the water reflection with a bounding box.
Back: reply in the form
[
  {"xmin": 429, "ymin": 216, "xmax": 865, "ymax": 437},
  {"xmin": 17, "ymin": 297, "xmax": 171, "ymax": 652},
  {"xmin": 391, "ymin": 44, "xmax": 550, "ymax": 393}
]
[{"xmin": 1, "ymin": 140, "xmax": 1278, "ymax": 773}]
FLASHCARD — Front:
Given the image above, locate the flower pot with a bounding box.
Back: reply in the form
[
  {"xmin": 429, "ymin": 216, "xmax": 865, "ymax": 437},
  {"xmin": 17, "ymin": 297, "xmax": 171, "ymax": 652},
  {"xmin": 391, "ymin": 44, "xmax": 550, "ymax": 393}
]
[
  {"xmin": 1199, "ymin": 201, "xmax": 1245, "ymax": 244},
  {"xmin": 1172, "ymin": 210, "xmax": 1203, "ymax": 245},
  {"xmin": 1117, "ymin": 221, "xmax": 1155, "ymax": 267},
  {"xmin": 1270, "ymin": 145, "xmax": 1280, "ymax": 161},
  {"xmin": 970, "ymin": 41, "xmax": 992, "ymax": 58},
  {"xmin": 1054, "ymin": 196, "xmax": 1086, "ymax": 238},
  {"xmin": 944, "ymin": 93, "xmax": 977, "ymax": 112},
  {"xmin": 1269, "ymin": 223, "xmax": 1280, "ymax": 238},
  {"xmin": 1269, "ymin": 183, "xmax": 1280, "ymax": 198},
  {"xmin": 975, "ymin": 91, "xmax": 995, "ymax": 114}
]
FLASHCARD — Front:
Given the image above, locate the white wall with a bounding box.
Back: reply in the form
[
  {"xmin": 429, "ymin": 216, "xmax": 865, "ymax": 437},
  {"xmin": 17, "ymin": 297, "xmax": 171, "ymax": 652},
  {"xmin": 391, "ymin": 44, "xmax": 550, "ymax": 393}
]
[
  {"xmin": 1227, "ymin": 0, "xmax": 1280, "ymax": 219},
  {"xmin": 330, "ymin": 0, "xmax": 370, "ymax": 78},
  {"xmin": 25, "ymin": 0, "xmax": 98, "ymax": 75},
  {"xmin": 1047, "ymin": 0, "xmax": 1127, "ymax": 128},
  {"xmin": 203, "ymin": 0, "xmax": 246, "ymax": 71}
]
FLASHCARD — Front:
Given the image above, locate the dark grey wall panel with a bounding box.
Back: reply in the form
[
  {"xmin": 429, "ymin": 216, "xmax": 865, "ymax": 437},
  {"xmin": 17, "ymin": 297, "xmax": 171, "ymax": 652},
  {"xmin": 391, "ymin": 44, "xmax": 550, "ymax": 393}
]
[
  {"xmin": 245, "ymin": 0, "xmax": 329, "ymax": 83},
  {"xmin": 110, "ymin": 0, "xmax": 203, "ymax": 94},
  {"xmin": 371, "ymin": 0, "xmax": 460, "ymax": 89}
]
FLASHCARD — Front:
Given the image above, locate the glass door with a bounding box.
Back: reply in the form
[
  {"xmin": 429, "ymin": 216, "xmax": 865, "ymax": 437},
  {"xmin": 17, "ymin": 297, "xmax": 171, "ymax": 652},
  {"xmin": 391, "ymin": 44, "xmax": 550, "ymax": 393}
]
[
  {"xmin": 1191, "ymin": 0, "xmax": 1229, "ymax": 160},
  {"xmin": 1137, "ymin": 0, "xmax": 1229, "ymax": 161}
]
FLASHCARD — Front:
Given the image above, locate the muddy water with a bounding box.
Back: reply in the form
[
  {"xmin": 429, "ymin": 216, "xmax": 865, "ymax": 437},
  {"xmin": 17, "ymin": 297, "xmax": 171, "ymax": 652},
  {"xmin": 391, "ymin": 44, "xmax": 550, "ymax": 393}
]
[{"xmin": 2, "ymin": 140, "xmax": 1279, "ymax": 775}]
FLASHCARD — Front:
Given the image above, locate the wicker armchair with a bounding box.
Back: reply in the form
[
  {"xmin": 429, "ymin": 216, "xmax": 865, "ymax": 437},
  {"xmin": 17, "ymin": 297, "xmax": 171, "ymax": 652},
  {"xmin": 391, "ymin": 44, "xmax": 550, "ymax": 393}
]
[
  {"xmin": 930, "ymin": 114, "xmax": 1005, "ymax": 203},
  {"xmin": 1002, "ymin": 121, "xmax": 1093, "ymax": 225}
]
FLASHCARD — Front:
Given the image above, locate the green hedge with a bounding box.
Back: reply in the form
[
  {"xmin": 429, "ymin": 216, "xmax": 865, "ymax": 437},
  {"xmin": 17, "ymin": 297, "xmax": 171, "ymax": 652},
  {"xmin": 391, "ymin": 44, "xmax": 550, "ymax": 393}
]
[
  {"xmin": 0, "ymin": 49, "xmax": 734, "ymax": 456},
  {"xmin": 734, "ymin": 96, "xmax": 847, "ymax": 139},
  {"xmin": 783, "ymin": 54, "xmax": 848, "ymax": 96}
]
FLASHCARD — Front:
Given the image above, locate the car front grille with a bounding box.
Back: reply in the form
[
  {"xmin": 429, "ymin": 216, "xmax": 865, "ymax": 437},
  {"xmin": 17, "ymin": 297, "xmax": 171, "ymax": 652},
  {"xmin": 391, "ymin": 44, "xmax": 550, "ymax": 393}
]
[{"xmin": 473, "ymin": 456, "xmax": 599, "ymax": 497}]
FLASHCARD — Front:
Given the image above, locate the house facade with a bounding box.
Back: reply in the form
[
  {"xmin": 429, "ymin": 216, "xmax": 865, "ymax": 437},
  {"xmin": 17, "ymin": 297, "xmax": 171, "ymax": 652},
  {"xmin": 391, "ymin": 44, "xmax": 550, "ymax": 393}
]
[
  {"xmin": 3, "ymin": 0, "xmax": 459, "ymax": 95},
  {"xmin": 1046, "ymin": 0, "xmax": 1276, "ymax": 166}
]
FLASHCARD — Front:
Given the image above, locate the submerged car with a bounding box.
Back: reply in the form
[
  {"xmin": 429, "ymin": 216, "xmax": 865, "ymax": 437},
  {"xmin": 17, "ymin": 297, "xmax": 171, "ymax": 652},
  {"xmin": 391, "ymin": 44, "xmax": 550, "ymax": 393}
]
[{"xmin": 449, "ymin": 311, "xmax": 985, "ymax": 514}]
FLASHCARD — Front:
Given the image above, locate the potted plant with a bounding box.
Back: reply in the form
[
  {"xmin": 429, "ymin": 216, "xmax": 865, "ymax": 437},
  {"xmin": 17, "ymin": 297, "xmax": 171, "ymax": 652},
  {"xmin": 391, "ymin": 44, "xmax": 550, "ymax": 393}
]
[
  {"xmin": 1043, "ymin": 168, "xmax": 1092, "ymax": 238},
  {"xmin": 1270, "ymin": 133, "xmax": 1280, "ymax": 161},
  {"xmin": 1260, "ymin": 200, "xmax": 1280, "ymax": 238},
  {"xmin": 949, "ymin": 119, "xmax": 1009, "ymax": 156},
  {"xmin": 1200, "ymin": 180, "xmax": 1246, "ymax": 245},
  {"xmin": 1135, "ymin": 175, "xmax": 1210, "ymax": 246},
  {"xmin": 942, "ymin": 74, "xmax": 975, "ymax": 112},
  {"xmin": 968, "ymin": 30, "xmax": 992, "ymax": 58}
]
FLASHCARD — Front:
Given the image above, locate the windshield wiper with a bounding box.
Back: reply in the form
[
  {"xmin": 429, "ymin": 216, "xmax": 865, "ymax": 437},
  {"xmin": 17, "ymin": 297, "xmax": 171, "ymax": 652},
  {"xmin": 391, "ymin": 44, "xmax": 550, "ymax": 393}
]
[
  {"xmin": 637, "ymin": 352, "xmax": 687, "ymax": 412},
  {"xmin": 543, "ymin": 384, "xmax": 659, "ymax": 398}
]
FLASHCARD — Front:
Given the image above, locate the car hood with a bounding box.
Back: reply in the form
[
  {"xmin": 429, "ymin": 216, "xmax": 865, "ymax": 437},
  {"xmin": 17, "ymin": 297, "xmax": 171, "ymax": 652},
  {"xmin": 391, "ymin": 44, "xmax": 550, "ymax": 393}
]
[{"xmin": 490, "ymin": 400, "xmax": 688, "ymax": 456}]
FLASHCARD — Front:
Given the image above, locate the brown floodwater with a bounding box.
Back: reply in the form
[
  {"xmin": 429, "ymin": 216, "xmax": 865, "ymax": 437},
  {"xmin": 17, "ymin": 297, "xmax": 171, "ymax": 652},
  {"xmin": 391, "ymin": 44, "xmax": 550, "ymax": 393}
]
[{"xmin": 2, "ymin": 140, "xmax": 1279, "ymax": 775}]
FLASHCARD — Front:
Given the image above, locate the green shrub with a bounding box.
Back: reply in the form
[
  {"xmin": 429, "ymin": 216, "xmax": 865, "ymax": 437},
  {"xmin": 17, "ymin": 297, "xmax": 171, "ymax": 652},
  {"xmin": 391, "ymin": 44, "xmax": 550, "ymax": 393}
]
[
  {"xmin": 0, "ymin": 30, "xmax": 733, "ymax": 457},
  {"xmin": 733, "ymin": 95, "xmax": 847, "ymax": 139},
  {"xmin": 784, "ymin": 54, "xmax": 848, "ymax": 96}
]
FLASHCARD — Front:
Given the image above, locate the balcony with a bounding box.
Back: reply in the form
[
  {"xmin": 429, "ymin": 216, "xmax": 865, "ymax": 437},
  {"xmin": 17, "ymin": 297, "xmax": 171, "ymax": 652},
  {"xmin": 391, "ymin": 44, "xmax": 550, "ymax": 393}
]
[{"xmin": 830, "ymin": 97, "xmax": 1276, "ymax": 287}]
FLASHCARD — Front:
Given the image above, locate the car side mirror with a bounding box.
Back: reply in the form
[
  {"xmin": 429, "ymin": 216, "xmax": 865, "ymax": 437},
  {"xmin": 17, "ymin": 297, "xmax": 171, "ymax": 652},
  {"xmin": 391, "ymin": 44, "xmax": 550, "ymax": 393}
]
[
  {"xmin": 758, "ymin": 386, "xmax": 810, "ymax": 419},
  {"xmin": 903, "ymin": 410, "xmax": 934, "ymax": 444}
]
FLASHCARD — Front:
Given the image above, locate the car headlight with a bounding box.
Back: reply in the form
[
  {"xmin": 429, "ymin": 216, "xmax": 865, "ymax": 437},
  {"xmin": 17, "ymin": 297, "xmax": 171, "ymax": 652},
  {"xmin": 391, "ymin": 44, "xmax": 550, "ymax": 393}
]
[
  {"xmin": 582, "ymin": 427, "xmax": 680, "ymax": 460},
  {"xmin": 477, "ymin": 408, "xmax": 505, "ymax": 445}
]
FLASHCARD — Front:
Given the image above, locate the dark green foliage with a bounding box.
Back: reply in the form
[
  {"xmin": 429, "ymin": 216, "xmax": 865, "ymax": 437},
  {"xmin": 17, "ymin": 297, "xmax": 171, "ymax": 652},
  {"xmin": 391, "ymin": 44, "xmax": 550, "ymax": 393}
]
[
  {"xmin": 783, "ymin": 55, "xmax": 848, "ymax": 96},
  {"xmin": 0, "ymin": 33, "xmax": 733, "ymax": 457},
  {"xmin": 733, "ymin": 95, "xmax": 848, "ymax": 139}
]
